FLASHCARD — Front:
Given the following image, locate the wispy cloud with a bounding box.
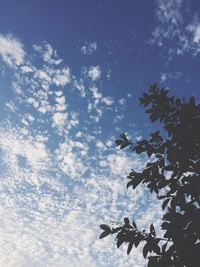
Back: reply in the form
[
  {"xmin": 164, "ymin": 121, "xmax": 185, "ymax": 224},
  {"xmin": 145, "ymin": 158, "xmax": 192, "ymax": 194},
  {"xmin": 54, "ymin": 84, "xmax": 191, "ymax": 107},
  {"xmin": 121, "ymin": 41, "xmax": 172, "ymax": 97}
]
[
  {"xmin": 88, "ymin": 66, "xmax": 101, "ymax": 81},
  {"xmin": 151, "ymin": 0, "xmax": 200, "ymax": 56},
  {"xmin": 33, "ymin": 43, "xmax": 63, "ymax": 65},
  {"xmin": 0, "ymin": 34, "xmax": 25, "ymax": 67},
  {"xmin": 80, "ymin": 42, "xmax": 97, "ymax": 55}
]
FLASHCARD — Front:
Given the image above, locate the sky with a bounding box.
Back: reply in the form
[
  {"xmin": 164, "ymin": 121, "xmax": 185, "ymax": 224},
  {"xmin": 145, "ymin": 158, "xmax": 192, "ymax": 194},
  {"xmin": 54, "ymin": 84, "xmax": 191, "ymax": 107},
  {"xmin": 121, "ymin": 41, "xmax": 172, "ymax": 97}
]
[{"xmin": 0, "ymin": 0, "xmax": 200, "ymax": 266}]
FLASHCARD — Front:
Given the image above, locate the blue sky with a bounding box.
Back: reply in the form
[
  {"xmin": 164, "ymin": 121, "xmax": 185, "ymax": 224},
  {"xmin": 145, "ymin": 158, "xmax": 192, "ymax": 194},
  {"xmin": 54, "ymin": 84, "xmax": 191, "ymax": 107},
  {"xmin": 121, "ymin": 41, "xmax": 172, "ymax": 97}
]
[{"xmin": 0, "ymin": 1, "xmax": 200, "ymax": 266}]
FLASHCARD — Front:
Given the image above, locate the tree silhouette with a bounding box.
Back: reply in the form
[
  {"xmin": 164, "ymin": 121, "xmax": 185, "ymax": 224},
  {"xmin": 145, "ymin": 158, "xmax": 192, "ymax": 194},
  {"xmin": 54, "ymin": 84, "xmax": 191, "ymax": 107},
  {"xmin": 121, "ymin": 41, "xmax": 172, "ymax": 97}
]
[{"xmin": 99, "ymin": 84, "xmax": 200, "ymax": 267}]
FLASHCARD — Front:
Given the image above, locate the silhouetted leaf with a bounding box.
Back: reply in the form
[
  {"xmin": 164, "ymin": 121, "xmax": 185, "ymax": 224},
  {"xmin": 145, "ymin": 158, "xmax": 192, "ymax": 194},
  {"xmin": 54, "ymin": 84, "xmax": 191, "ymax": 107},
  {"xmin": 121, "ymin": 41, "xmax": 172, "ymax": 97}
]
[
  {"xmin": 124, "ymin": 217, "xmax": 129, "ymax": 224},
  {"xmin": 134, "ymin": 237, "xmax": 141, "ymax": 247},
  {"xmin": 115, "ymin": 139, "xmax": 123, "ymax": 146},
  {"xmin": 190, "ymin": 96, "xmax": 195, "ymax": 105},
  {"xmin": 175, "ymin": 98, "xmax": 181, "ymax": 107},
  {"xmin": 132, "ymin": 175, "xmax": 144, "ymax": 189},
  {"xmin": 162, "ymin": 242, "xmax": 168, "ymax": 253},
  {"xmin": 99, "ymin": 231, "xmax": 111, "ymax": 239},
  {"xmin": 117, "ymin": 236, "xmax": 124, "ymax": 248},
  {"xmin": 143, "ymin": 243, "xmax": 149, "ymax": 258},
  {"xmin": 150, "ymin": 83, "xmax": 157, "ymax": 92},
  {"xmin": 120, "ymin": 133, "xmax": 128, "ymax": 142},
  {"xmin": 132, "ymin": 220, "xmax": 137, "ymax": 229},
  {"xmin": 126, "ymin": 180, "xmax": 133, "ymax": 188},
  {"xmin": 150, "ymin": 224, "xmax": 156, "ymax": 237},
  {"xmin": 100, "ymin": 224, "xmax": 111, "ymax": 231},
  {"xmin": 162, "ymin": 198, "xmax": 171, "ymax": 210},
  {"xmin": 112, "ymin": 227, "xmax": 123, "ymax": 233},
  {"xmin": 165, "ymin": 165, "xmax": 174, "ymax": 171},
  {"xmin": 147, "ymin": 146, "xmax": 154, "ymax": 157},
  {"xmin": 120, "ymin": 142, "xmax": 129, "ymax": 149},
  {"xmin": 127, "ymin": 241, "xmax": 134, "ymax": 255},
  {"xmin": 153, "ymin": 244, "xmax": 160, "ymax": 254},
  {"xmin": 161, "ymin": 221, "xmax": 170, "ymax": 230},
  {"xmin": 170, "ymin": 197, "xmax": 176, "ymax": 210}
]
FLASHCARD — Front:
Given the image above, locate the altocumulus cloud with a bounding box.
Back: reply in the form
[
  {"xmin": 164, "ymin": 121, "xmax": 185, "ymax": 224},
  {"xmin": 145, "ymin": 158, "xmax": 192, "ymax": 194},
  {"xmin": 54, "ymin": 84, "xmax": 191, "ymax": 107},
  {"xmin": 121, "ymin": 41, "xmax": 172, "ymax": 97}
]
[{"xmin": 0, "ymin": 34, "xmax": 163, "ymax": 267}]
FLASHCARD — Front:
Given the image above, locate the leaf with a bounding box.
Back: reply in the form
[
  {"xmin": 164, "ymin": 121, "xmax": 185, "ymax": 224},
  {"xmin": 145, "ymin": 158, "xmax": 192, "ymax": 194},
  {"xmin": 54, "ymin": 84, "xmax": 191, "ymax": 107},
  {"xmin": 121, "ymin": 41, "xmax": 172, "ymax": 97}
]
[
  {"xmin": 150, "ymin": 224, "xmax": 156, "ymax": 237},
  {"xmin": 120, "ymin": 133, "xmax": 128, "ymax": 141},
  {"xmin": 158, "ymin": 195, "xmax": 167, "ymax": 200},
  {"xmin": 124, "ymin": 217, "xmax": 129, "ymax": 224},
  {"xmin": 147, "ymin": 146, "xmax": 154, "ymax": 157},
  {"xmin": 134, "ymin": 237, "xmax": 141, "ymax": 247},
  {"xmin": 190, "ymin": 96, "xmax": 195, "ymax": 105},
  {"xmin": 150, "ymin": 112, "xmax": 159, "ymax": 122},
  {"xmin": 150, "ymin": 83, "xmax": 157, "ymax": 92},
  {"xmin": 165, "ymin": 165, "xmax": 174, "ymax": 171},
  {"xmin": 100, "ymin": 224, "xmax": 111, "ymax": 231},
  {"xmin": 175, "ymin": 98, "xmax": 181, "ymax": 107},
  {"xmin": 153, "ymin": 244, "xmax": 160, "ymax": 254},
  {"xmin": 155, "ymin": 154, "xmax": 163, "ymax": 159},
  {"xmin": 158, "ymin": 179, "xmax": 169, "ymax": 189},
  {"xmin": 120, "ymin": 142, "xmax": 129, "ymax": 149},
  {"xmin": 132, "ymin": 220, "xmax": 137, "ymax": 229},
  {"xmin": 161, "ymin": 221, "xmax": 170, "ymax": 230},
  {"xmin": 126, "ymin": 180, "xmax": 133, "ymax": 188},
  {"xmin": 127, "ymin": 241, "xmax": 134, "ymax": 255},
  {"xmin": 117, "ymin": 236, "xmax": 124, "ymax": 248},
  {"xmin": 170, "ymin": 197, "xmax": 176, "ymax": 210},
  {"xmin": 162, "ymin": 242, "xmax": 168, "ymax": 253},
  {"xmin": 132, "ymin": 175, "xmax": 144, "ymax": 189},
  {"xmin": 162, "ymin": 198, "xmax": 171, "ymax": 210},
  {"xmin": 99, "ymin": 231, "xmax": 111, "ymax": 239},
  {"xmin": 143, "ymin": 243, "xmax": 149, "ymax": 258},
  {"xmin": 115, "ymin": 139, "xmax": 123, "ymax": 146},
  {"xmin": 112, "ymin": 227, "xmax": 123, "ymax": 233}
]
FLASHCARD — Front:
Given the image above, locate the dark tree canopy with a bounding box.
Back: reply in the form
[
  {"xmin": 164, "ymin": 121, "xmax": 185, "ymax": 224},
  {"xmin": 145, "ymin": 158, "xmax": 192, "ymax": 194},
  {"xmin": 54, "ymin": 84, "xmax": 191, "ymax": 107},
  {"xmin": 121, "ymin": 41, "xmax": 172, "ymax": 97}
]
[{"xmin": 99, "ymin": 84, "xmax": 200, "ymax": 267}]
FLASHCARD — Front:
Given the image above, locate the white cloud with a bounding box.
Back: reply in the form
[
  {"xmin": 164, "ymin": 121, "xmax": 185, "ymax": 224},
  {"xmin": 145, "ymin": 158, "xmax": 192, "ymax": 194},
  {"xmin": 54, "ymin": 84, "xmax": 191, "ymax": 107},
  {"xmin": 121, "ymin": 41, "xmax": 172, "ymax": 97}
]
[
  {"xmin": 21, "ymin": 65, "xmax": 33, "ymax": 73},
  {"xmin": 55, "ymin": 139, "xmax": 88, "ymax": 179},
  {"xmin": 102, "ymin": 96, "xmax": 114, "ymax": 106},
  {"xmin": 114, "ymin": 114, "xmax": 124, "ymax": 123},
  {"xmin": 81, "ymin": 42, "xmax": 97, "ymax": 55},
  {"xmin": 34, "ymin": 69, "xmax": 51, "ymax": 82},
  {"xmin": 73, "ymin": 79, "xmax": 86, "ymax": 98},
  {"xmin": 118, "ymin": 98, "xmax": 126, "ymax": 105},
  {"xmin": 192, "ymin": 24, "xmax": 200, "ymax": 43},
  {"xmin": 5, "ymin": 101, "xmax": 17, "ymax": 112},
  {"xmin": 52, "ymin": 68, "xmax": 70, "ymax": 86},
  {"xmin": 0, "ymin": 34, "xmax": 25, "ymax": 67},
  {"xmin": 33, "ymin": 43, "xmax": 62, "ymax": 65},
  {"xmin": 55, "ymin": 96, "xmax": 65, "ymax": 105},
  {"xmin": 52, "ymin": 112, "xmax": 68, "ymax": 128},
  {"xmin": 160, "ymin": 71, "xmax": 182, "ymax": 83},
  {"xmin": 26, "ymin": 97, "xmax": 39, "ymax": 108},
  {"xmin": 55, "ymin": 96, "xmax": 67, "ymax": 111},
  {"xmin": 88, "ymin": 66, "xmax": 101, "ymax": 81},
  {"xmin": 0, "ymin": 129, "xmax": 50, "ymax": 171},
  {"xmin": 90, "ymin": 86, "xmax": 102, "ymax": 99},
  {"xmin": 55, "ymin": 90, "xmax": 63, "ymax": 97},
  {"xmin": 151, "ymin": 0, "xmax": 200, "ymax": 56},
  {"xmin": 160, "ymin": 72, "xmax": 167, "ymax": 83}
]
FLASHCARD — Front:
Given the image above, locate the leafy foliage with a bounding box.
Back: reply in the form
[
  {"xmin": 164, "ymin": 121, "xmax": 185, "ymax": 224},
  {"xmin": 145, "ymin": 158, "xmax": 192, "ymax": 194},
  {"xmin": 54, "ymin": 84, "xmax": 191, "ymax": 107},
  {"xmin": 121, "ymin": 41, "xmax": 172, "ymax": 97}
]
[{"xmin": 99, "ymin": 84, "xmax": 200, "ymax": 266}]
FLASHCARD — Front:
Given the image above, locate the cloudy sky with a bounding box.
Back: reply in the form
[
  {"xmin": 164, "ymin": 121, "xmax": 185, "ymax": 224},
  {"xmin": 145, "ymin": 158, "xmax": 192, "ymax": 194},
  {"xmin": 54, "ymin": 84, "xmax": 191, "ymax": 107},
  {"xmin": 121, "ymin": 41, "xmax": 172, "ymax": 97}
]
[{"xmin": 0, "ymin": 0, "xmax": 200, "ymax": 266}]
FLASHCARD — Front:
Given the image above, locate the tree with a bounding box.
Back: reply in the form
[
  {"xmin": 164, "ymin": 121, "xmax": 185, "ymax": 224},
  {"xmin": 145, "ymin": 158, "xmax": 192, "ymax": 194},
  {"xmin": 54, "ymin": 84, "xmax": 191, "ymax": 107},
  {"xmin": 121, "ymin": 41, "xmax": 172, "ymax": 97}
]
[{"xmin": 99, "ymin": 84, "xmax": 200, "ymax": 267}]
